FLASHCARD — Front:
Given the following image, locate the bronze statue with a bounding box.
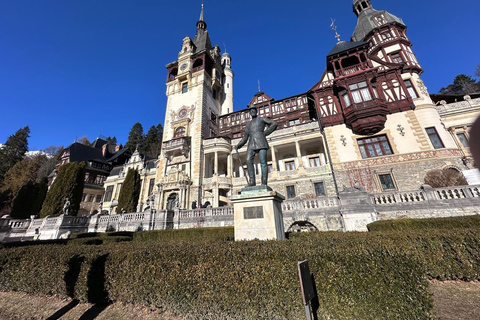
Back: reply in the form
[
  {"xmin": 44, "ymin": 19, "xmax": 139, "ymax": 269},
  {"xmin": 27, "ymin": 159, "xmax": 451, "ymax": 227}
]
[{"xmin": 235, "ymin": 105, "xmax": 277, "ymax": 186}]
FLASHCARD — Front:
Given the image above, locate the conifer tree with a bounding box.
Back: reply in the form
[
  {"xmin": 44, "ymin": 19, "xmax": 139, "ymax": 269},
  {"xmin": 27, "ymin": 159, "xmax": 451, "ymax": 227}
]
[
  {"xmin": 0, "ymin": 126, "xmax": 30, "ymax": 182},
  {"xmin": 125, "ymin": 122, "xmax": 145, "ymax": 153},
  {"xmin": 142, "ymin": 124, "xmax": 163, "ymax": 158},
  {"xmin": 40, "ymin": 162, "xmax": 85, "ymax": 217},
  {"xmin": 117, "ymin": 168, "xmax": 141, "ymax": 213}
]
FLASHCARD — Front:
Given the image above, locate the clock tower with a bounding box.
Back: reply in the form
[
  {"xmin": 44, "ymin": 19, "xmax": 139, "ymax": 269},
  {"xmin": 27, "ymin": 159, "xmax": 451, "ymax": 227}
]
[{"xmin": 156, "ymin": 3, "xmax": 234, "ymax": 211}]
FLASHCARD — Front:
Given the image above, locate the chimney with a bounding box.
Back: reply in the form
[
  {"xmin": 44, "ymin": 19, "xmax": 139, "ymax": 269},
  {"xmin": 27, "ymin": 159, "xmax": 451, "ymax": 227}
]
[{"xmin": 102, "ymin": 144, "xmax": 107, "ymax": 157}]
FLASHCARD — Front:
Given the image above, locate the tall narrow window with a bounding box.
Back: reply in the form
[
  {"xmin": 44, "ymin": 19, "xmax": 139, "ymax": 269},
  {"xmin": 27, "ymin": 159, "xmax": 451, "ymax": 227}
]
[
  {"xmin": 104, "ymin": 186, "xmax": 114, "ymax": 202},
  {"xmin": 309, "ymin": 157, "xmax": 321, "ymax": 167},
  {"xmin": 456, "ymin": 132, "xmax": 469, "ymax": 147},
  {"xmin": 342, "ymin": 91, "xmax": 352, "ymax": 107},
  {"xmin": 148, "ymin": 178, "xmax": 155, "ymax": 196},
  {"xmin": 286, "ymin": 185, "xmax": 296, "ymax": 199},
  {"xmin": 357, "ymin": 135, "xmax": 393, "ymax": 159},
  {"xmin": 349, "ymin": 81, "xmax": 372, "ymax": 103},
  {"xmin": 426, "ymin": 127, "xmax": 444, "ymax": 149},
  {"xmin": 285, "ymin": 160, "xmax": 296, "ymax": 171},
  {"xmin": 182, "ymin": 82, "xmax": 188, "ymax": 93},
  {"xmin": 378, "ymin": 174, "xmax": 395, "ymax": 190},
  {"xmin": 404, "ymin": 80, "xmax": 418, "ymax": 99},
  {"xmin": 314, "ymin": 182, "xmax": 326, "ymax": 196}
]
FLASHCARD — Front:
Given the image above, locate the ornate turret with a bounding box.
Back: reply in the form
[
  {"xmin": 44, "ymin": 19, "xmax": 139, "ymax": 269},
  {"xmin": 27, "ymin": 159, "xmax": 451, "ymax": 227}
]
[{"xmin": 351, "ymin": 0, "xmax": 405, "ymax": 42}]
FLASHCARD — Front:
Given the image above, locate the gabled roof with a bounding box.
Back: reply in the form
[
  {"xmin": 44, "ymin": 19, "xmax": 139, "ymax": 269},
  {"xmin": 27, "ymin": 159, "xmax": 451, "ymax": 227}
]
[
  {"xmin": 249, "ymin": 92, "xmax": 274, "ymax": 106},
  {"xmin": 327, "ymin": 41, "xmax": 369, "ymax": 57}
]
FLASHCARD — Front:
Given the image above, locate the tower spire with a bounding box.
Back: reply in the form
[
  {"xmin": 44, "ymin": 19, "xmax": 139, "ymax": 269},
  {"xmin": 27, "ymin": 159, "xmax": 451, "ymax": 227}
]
[{"xmin": 196, "ymin": 1, "xmax": 207, "ymax": 30}]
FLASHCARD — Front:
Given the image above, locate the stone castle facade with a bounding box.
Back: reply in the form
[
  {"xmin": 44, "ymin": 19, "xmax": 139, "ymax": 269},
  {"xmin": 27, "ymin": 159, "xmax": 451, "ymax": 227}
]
[{"xmin": 148, "ymin": 0, "xmax": 479, "ymax": 213}]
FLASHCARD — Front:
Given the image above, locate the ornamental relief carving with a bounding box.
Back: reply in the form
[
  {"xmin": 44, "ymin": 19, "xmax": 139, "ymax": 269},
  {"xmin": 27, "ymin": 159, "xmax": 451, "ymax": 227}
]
[{"xmin": 416, "ymin": 79, "xmax": 428, "ymax": 96}]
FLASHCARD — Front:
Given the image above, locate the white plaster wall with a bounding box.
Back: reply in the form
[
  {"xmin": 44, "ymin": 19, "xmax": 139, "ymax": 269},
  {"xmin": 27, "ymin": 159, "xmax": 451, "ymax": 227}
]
[
  {"xmin": 414, "ymin": 107, "xmax": 457, "ymax": 149},
  {"xmin": 384, "ymin": 113, "xmax": 422, "ymax": 153},
  {"xmin": 329, "ymin": 124, "xmax": 359, "ymax": 163}
]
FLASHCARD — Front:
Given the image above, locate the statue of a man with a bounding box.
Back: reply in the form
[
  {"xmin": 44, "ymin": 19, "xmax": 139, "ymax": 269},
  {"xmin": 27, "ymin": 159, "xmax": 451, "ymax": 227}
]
[{"xmin": 235, "ymin": 104, "xmax": 277, "ymax": 186}]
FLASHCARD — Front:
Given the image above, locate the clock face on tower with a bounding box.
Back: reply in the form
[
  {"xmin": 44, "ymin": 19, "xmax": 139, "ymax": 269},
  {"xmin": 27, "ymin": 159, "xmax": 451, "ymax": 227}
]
[
  {"xmin": 179, "ymin": 108, "xmax": 187, "ymax": 118},
  {"xmin": 180, "ymin": 62, "xmax": 188, "ymax": 71}
]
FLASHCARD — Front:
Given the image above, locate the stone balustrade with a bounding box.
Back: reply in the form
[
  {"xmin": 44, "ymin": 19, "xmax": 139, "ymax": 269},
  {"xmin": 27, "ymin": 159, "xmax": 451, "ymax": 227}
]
[
  {"xmin": 282, "ymin": 197, "xmax": 339, "ymax": 211},
  {"xmin": 1, "ymin": 184, "xmax": 479, "ymax": 241}
]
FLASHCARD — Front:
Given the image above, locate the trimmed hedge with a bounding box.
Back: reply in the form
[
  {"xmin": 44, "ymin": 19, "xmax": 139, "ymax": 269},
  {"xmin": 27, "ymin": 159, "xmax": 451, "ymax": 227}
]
[
  {"xmin": 367, "ymin": 215, "xmax": 480, "ymax": 232},
  {"xmin": 132, "ymin": 226, "xmax": 234, "ymax": 242},
  {"xmin": 1, "ymin": 229, "xmax": 479, "ymax": 319}
]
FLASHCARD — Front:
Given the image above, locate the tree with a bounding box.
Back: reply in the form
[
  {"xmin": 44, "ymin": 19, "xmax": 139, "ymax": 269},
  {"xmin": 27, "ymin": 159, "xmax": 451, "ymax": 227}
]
[
  {"xmin": 117, "ymin": 168, "xmax": 141, "ymax": 213},
  {"xmin": 10, "ymin": 180, "xmax": 48, "ymax": 219},
  {"xmin": 105, "ymin": 136, "xmax": 117, "ymax": 146},
  {"xmin": 439, "ymin": 74, "xmax": 480, "ymax": 95},
  {"xmin": 40, "ymin": 162, "xmax": 85, "ymax": 217},
  {"xmin": 475, "ymin": 62, "xmax": 480, "ymax": 78},
  {"xmin": 125, "ymin": 122, "xmax": 145, "ymax": 153},
  {"xmin": 424, "ymin": 168, "xmax": 467, "ymax": 188},
  {"xmin": 0, "ymin": 126, "xmax": 30, "ymax": 182},
  {"xmin": 0, "ymin": 155, "xmax": 49, "ymax": 217},
  {"xmin": 36, "ymin": 146, "xmax": 64, "ymax": 183},
  {"xmin": 77, "ymin": 136, "xmax": 91, "ymax": 146},
  {"xmin": 142, "ymin": 124, "xmax": 163, "ymax": 158}
]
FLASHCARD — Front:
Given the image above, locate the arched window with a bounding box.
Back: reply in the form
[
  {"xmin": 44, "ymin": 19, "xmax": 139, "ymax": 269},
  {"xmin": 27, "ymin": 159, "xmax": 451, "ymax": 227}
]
[
  {"xmin": 169, "ymin": 68, "xmax": 178, "ymax": 78},
  {"xmin": 193, "ymin": 58, "xmax": 203, "ymax": 69},
  {"xmin": 174, "ymin": 126, "xmax": 186, "ymax": 137}
]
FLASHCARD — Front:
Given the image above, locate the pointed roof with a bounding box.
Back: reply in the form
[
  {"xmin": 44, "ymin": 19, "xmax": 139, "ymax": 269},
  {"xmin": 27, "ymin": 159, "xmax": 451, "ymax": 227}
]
[
  {"xmin": 249, "ymin": 91, "xmax": 274, "ymax": 105},
  {"xmin": 327, "ymin": 40, "xmax": 368, "ymax": 57},
  {"xmin": 193, "ymin": 1, "xmax": 212, "ymax": 52},
  {"xmin": 351, "ymin": 6, "xmax": 405, "ymax": 42}
]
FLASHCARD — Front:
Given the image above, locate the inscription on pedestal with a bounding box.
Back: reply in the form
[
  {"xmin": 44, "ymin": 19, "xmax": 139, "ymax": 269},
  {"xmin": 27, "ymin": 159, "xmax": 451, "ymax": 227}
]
[{"xmin": 243, "ymin": 206, "xmax": 264, "ymax": 219}]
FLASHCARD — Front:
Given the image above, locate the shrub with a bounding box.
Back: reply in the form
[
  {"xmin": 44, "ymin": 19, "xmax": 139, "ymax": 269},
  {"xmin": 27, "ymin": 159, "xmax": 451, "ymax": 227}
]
[
  {"xmin": 1, "ymin": 229, "xmax": 479, "ymax": 319},
  {"xmin": 367, "ymin": 215, "xmax": 480, "ymax": 232},
  {"xmin": 132, "ymin": 227, "xmax": 234, "ymax": 242},
  {"xmin": 40, "ymin": 162, "xmax": 85, "ymax": 217},
  {"xmin": 424, "ymin": 168, "xmax": 467, "ymax": 188},
  {"xmin": 117, "ymin": 168, "xmax": 141, "ymax": 213}
]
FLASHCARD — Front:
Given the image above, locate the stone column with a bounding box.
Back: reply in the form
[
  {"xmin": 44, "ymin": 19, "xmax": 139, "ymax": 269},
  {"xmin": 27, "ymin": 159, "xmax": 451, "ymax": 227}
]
[
  {"xmin": 295, "ymin": 141, "xmax": 303, "ymax": 168},
  {"xmin": 271, "ymin": 147, "xmax": 278, "ymax": 171},
  {"xmin": 227, "ymin": 153, "xmax": 233, "ymax": 177},
  {"xmin": 214, "ymin": 151, "xmax": 218, "ymax": 176},
  {"xmin": 213, "ymin": 182, "xmax": 219, "ymax": 208}
]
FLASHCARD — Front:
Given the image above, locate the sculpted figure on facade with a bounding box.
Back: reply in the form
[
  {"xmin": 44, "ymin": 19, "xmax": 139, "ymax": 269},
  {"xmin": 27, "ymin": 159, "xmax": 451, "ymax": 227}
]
[{"xmin": 235, "ymin": 105, "xmax": 277, "ymax": 186}]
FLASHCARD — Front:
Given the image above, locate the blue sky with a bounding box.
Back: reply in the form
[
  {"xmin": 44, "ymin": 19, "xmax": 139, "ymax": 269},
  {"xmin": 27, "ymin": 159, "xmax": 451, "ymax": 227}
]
[{"xmin": 1, "ymin": 0, "xmax": 479, "ymax": 151}]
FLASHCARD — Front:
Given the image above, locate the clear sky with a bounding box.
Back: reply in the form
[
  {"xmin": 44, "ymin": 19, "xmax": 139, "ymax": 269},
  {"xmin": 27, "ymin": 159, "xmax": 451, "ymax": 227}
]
[{"xmin": 1, "ymin": 0, "xmax": 479, "ymax": 151}]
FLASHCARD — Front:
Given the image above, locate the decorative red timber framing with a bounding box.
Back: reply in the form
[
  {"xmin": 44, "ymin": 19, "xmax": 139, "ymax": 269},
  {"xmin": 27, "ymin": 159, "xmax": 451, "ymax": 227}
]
[
  {"xmin": 218, "ymin": 93, "xmax": 316, "ymax": 139},
  {"xmin": 310, "ymin": 39, "xmax": 416, "ymax": 135}
]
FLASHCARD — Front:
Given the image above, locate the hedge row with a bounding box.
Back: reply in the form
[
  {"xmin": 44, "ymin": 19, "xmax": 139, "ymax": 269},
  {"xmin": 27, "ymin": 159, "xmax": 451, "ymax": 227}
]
[
  {"xmin": 132, "ymin": 226, "xmax": 234, "ymax": 242},
  {"xmin": 367, "ymin": 214, "xmax": 480, "ymax": 231},
  {"xmin": 1, "ymin": 228, "xmax": 479, "ymax": 319}
]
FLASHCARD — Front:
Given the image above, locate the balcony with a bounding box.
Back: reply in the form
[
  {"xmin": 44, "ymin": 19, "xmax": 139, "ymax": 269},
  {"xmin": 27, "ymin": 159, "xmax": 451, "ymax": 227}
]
[
  {"xmin": 343, "ymin": 98, "xmax": 389, "ymax": 135},
  {"xmin": 335, "ymin": 63, "xmax": 365, "ymax": 77},
  {"xmin": 163, "ymin": 136, "xmax": 191, "ymax": 158}
]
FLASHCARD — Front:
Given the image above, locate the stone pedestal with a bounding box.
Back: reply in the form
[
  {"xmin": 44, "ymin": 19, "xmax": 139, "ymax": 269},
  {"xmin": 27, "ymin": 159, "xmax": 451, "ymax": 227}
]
[{"xmin": 230, "ymin": 186, "xmax": 285, "ymax": 241}]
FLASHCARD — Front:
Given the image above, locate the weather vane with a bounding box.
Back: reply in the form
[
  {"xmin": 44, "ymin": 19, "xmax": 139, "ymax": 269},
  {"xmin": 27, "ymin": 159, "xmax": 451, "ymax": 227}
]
[
  {"xmin": 258, "ymin": 80, "xmax": 261, "ymax": 92},
  {"xmin": 330, "ymin": 19, "xmax": 341, "ymax": 43}
]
